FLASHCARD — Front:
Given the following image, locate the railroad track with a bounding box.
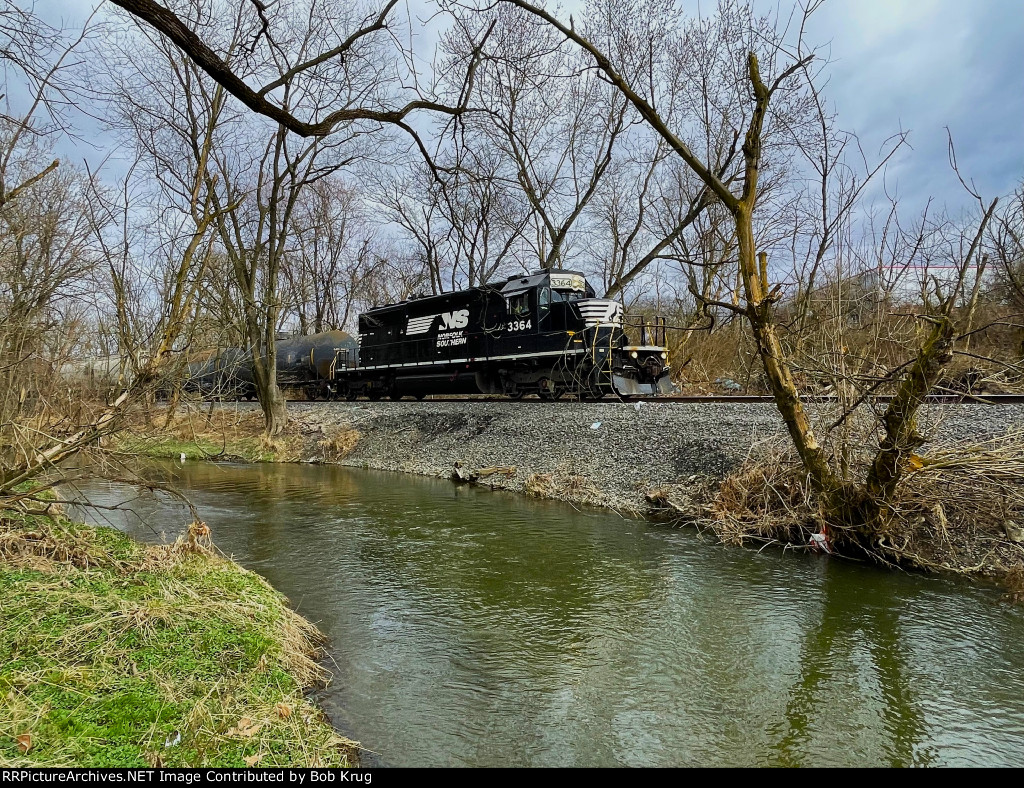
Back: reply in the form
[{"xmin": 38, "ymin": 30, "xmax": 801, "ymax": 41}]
[{"xmin": 278, "ymin": 392, "xmax": 1024, "ymax": 406}]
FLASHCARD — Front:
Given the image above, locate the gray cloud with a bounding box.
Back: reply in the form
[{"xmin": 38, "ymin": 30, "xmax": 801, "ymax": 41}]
[
  {"xmin": 40, "ymin": 0, "xmax": 1024, "ymax": 214},
  {"xmin": 803, "ymin": 0, "xmax": 1024, "ymax": 212}
]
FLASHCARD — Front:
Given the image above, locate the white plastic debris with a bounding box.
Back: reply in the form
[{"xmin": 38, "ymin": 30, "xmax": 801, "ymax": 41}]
[
  {"xmin": 590, "ymin": 422, "xmax": 602, "ymax": 430},
  {"xmin": 809, "ymin": 532, "xmax": 831, "ymax": 554},
  {"xmin": 179, "ymin": 452, "xmax": 187, "ymax": 463}
]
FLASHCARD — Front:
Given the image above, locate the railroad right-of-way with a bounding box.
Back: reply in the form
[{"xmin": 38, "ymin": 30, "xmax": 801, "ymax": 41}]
[{"xmin": 266, "ymin": 398, "xmax": 1024, "ymax": 514}]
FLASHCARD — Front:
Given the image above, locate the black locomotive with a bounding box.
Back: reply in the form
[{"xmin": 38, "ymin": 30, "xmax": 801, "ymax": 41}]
[{"xmin": 184, "ymin": 269, "xmax": 674, "ymax": 400}]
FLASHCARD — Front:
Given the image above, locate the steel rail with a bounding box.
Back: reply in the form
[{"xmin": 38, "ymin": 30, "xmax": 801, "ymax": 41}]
[{"xmin": 275, "ymin": 393, "xmax": 1024, "ymax": 406}]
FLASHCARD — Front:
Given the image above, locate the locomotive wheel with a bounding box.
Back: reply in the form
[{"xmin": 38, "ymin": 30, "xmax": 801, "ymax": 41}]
[
  {"xmin": 415, "ymin": 392, "xmax": 427, "ymax": 401},
  {"xmin": 389, "ymin": 393, "xmax": 403, "ymax": 400},
  {"xmin": 367, "ymin": 391, "xmax": 383, "ymax": 401},
  {"xmin": 345, "ymin": 392, "xmax": 358, "ymax": 401},
  {"xmin": 537, "ymin": 378, "xmax": 561, "ymax": 400}
]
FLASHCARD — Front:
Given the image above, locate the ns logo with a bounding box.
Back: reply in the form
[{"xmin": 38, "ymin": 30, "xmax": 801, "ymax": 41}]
[{"xmin": 406, "ymin": 308, "xmax": 470, "ymax": 335}]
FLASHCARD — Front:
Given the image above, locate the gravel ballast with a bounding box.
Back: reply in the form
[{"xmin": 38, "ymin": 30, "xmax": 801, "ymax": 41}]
[{"xmin": 275, "ymin": 400, "xmax": 1024, "ymax": 514}]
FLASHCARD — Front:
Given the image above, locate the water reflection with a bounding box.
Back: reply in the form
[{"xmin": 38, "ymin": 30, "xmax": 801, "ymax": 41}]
[
  {"xmin": 769, "ymin": 566, "xmax": 935, "ymax": 767},
  {"xmin": 66, "ymin": 461, "xmax": 1024, "ymax": 767}
]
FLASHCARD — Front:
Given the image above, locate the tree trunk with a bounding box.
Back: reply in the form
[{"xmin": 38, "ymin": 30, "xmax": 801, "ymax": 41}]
[
  {"xmin": 864, "ymin": 316, "xmax": 955, "ymax": 512},
  {"xmin": 162, "ymin": 383, "xmax": 182, "ymax": 428},
  {"xmin": 735, "ymin": 213, "xmax": 840, "ymax": 501},
  {"xmin": 251, "ymin": 355, "xmax": 288, "ymax": 438},
  {"xmin": 962, "ymin": 254, "xmax": 989, "ymax": 352},
  {"xmin": 262, "ymin": 386, "xmax": 288, "ymax": 438}
]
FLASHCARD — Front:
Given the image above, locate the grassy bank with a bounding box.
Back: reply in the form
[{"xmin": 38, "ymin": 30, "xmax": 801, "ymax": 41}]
[
  {"xmin": 114, "ymin": 408, "xmax": 304, "ymax": 463},
  {"xmin": 0, "ymin": 512, "xmax": 357, "ymax": 767}
]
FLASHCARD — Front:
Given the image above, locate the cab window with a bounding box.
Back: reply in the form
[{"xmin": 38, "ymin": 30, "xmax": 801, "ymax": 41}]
[
  {"xmin": 538, "ymin": 287, "xmax": 551, "ymax": 327},
  {"xmin": 508, "ymin": 292, "xmax": 530, "ymax": 317}
]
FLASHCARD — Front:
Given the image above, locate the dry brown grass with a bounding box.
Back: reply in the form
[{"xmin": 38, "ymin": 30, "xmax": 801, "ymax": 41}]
[
  {"xmin": 168, "ymin": 407, "xmax": 262, "ymax": 447},
  {"xmin": 874, "ymin": 431, "xmax": 1024, "ymax": 575},
  {"xmin": 524, "ymin": 473, "xmax": 555, "ymax": 497},
  {"xmin": 0, "ymin": 519, "xmax": 130, "ymax": 572},
  {"xmin": 1003, "ymin": 567, "xmax": 1024, "ymax": 603},
  {"xmin": 524, "ymin": 471, "xmax": 601, "ymax": 502},
  {"xmin": 703, "ymin": 432, "xmax": 1024, "ymax": 583},
  {"xmin": 318, "ymin": 425, "xmax": 361, "ymax": 462},
  {"xmin": 709, "ymin": 453, "xmax": 820, "ymax": 546},
  {"xmin": 645, "ymin": 481, "xmax": 712, "ymax": 522}
]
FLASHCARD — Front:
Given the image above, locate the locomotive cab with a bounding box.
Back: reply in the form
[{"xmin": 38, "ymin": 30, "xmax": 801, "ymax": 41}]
[{"xmin": 495, "ymin": 269, "xmax": 675, "ymax": 398}]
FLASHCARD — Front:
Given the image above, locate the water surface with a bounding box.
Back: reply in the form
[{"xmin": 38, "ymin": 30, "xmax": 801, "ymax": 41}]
[{"xmin": 69, "ymin": 461, "xmax": 1024, "ymax": 767}]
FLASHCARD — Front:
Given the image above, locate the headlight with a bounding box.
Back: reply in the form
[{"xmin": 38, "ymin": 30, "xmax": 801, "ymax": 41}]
[
  {"xmin": 661, "ymin": 352, "xmax": 668, "ymax": 360},
  {"xmin": 630, "ymin": 351, "xmax": 638, "ymax": 359}
]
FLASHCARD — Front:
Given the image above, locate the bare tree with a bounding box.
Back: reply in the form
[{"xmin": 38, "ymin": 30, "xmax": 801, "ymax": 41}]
[
  {"xmin": 108, "ymin": 0, "xmax": 490, "ymax": 142},
  {"xmin": 458, "ymin": 6, "xmax": 632, "ymax": 270},
  {"xmin": 492, "ymin": 0, "xmax": 1008, "ymax": 550},
  {"xmin": 375, "ymin": 148, "xmax": 530, "ymax": 292},
  {"xmin": 283, "ymin": 175, "xmax": 384, "ymax": 333},
  {"xmin": 989, "ymin": 179, "xmax": 1024, "ymax": 317},
  {"xmin": 99, "ymin": 2, "xmax": 250, "ymax": 423},
  {"xmin": 597, "ymin": 145, "xmax": 720, "ymax": 301},
  {"xmin": 0, "ymin": 163, "xmax": 96, "ymax": 342},
  {"xmin": 207, "ymin": 123, "xmax": 344, "ymax": 435},
  {"xmin": 0, "ymin": 1, "xmax": 96, "ymax": 209}
]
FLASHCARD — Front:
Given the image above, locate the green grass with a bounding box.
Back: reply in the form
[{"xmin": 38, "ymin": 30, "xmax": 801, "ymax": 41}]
[
  {"xmin": 0, "ymin": 515, "xmax": 355, "ymax": 767},
  {"xmin": 115, "ymin": 435, "xmax": 277, "ymax": 463}
]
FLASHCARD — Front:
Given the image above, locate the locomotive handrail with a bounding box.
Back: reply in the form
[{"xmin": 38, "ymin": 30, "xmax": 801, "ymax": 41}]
[
  {"xmin": 621, "ymin": 312, "xmax": 716, "ymax": 345},
  {"xmin": 332, "ymin": 347, "xmax": 357, "ymax": 379},
  {"xmin": 621, "ymin": 314, "xmax": 668, "ymax": 347}
]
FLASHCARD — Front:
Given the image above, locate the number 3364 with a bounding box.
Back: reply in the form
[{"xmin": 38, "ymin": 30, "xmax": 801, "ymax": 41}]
[{"xmin": 506, "ymin": 319, "xmax": 531, "ymax": 332}]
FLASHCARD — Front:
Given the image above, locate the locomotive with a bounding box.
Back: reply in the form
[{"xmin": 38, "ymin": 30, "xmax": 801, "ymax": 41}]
[
  {"xmin": 184, "ymin": 269, "xmax": 674, "ymax": 400},
  {"xmin": 339, "ymin": 269, "xmax": 672, "ymax": 399}
]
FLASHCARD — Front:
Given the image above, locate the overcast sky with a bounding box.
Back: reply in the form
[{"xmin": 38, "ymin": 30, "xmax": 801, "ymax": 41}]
[
  {"xmin": 800, "ymin": 0, "xmax": 1023, "ymax": 213},
  {"xmin": 45, "ymin": 0, "xmax": 1024, "ymax": 214}
]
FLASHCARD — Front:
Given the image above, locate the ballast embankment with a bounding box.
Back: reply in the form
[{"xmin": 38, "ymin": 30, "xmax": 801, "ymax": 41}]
[{"xmin": 281, "ymin": 400, "xmax": 1024, "ymax": 515}]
